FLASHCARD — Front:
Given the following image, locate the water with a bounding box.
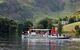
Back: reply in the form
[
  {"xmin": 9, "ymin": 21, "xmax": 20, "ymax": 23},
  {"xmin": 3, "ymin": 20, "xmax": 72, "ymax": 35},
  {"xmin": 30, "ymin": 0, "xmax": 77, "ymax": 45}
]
[
  {"xmin": 0, "ymin": 37, "xmax": 80, "ymax": 50},
  {"xmin": 0, "ymin": 36, "xmax": 22, "ymax": 50},
  {"xmin": 22, "ymin": 38, "xmax": 80, "ymax": 50}
]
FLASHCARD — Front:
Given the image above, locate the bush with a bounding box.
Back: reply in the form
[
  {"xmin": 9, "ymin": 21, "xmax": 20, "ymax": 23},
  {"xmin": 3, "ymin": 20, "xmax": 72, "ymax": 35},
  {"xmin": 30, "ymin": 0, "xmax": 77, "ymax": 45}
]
[
  {"xmin": 69, "ymin": 17, "xmax": 75, "ymax": 24},
  {"xmin": 75, "ymin": 25, "xmax": 80, "ymax": 37}
]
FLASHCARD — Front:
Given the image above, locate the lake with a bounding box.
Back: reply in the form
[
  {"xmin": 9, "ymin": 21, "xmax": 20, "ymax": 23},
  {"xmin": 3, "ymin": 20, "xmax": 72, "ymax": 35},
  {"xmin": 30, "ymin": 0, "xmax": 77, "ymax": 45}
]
[
  {"xmin": 22, "ymin": 38, "xmax": 80, "ymax": 50},
  {"xmin": 0, "ymin": 37, "xmax": 80, "ymax": 50}
]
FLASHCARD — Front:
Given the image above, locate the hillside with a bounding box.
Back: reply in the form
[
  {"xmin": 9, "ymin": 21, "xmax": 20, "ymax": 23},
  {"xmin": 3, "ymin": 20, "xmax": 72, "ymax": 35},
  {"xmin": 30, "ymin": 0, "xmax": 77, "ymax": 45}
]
[
  {"xmin": 63, "ymin": 22, "xmax": 80, "ymax": 32},
  {"xmin": 0, "ymin": 0, "xmax": 80, "ymax": 22},
  {"xmin": 0, "ymin": 0, "xmax": 33, "ymax": 21}
]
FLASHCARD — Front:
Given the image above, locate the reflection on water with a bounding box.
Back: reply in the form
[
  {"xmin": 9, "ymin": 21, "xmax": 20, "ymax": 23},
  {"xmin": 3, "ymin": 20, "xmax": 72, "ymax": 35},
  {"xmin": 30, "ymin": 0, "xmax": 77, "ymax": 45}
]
[
  {"xmin": 22, "ymin": 38, "xmax": 80, "ymax": 50},
  {"xmin": 0, "ymin": 38, "xmax": 80, "ymax": 50},
  {"xmin": 0, "ymin": 37, "xmax": 22, "ymax": 50}
]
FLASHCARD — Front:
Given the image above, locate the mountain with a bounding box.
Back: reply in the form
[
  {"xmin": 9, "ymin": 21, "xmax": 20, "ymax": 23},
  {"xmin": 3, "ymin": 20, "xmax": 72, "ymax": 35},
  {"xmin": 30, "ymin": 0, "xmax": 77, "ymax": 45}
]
[
  {"xmin": 0, "ymin": 0, "xmax": 80, "ymax": 22},
  {"xmin": 0, "ymin": 0, "xmax": 33, "ymax": 21},
  {"xmin": 18, "ymin": 0, "xmax": 65, "ymax": 18}
]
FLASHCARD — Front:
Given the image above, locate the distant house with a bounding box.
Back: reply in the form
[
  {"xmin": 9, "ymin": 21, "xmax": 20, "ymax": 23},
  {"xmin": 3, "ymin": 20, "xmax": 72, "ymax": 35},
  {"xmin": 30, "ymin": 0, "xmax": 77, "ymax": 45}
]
[{"xmin": 61, "ymin": 21, "xmax": 68, "ymax": 25}]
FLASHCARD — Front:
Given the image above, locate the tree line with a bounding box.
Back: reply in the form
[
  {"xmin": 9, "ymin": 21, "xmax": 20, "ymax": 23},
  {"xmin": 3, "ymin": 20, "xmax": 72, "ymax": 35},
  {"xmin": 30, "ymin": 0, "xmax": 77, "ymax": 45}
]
[
  {"xmin": 61, "ymin": 16, "xmax": 80, "ymax": 24},
  {"xmin": 0, "ymin": 16, "xmax": 80, "ymax": 41},
  {"xmin": 0, "ymin": 18, "xmax": 17, "ymax": 41},
  {"xmin": 0, "ymin": 18, "xmax": 33, "ymax": 41}
]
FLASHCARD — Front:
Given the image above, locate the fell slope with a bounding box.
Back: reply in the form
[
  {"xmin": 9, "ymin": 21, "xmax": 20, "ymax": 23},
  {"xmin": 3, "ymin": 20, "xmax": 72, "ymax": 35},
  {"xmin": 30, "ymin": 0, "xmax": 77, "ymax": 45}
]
[
  {"xmin": 63, "ymin": 22, "xmax": 80, "ymax": 32},
  {"xmin": 0, "ymin": 0, "xmax": 80, "ymax": 22}
]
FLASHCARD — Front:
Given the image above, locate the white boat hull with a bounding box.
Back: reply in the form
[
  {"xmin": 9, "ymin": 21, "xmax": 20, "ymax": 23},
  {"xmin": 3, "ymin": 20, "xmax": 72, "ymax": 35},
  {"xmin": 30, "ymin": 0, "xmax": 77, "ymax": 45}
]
[{"xmin": 22, "ymin": 35, "xmax": 70, "ymax": 39}]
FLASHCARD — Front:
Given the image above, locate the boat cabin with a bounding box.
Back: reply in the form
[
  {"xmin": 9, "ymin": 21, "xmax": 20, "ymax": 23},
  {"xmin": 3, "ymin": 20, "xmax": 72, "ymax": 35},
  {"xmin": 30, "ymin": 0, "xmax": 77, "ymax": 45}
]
[{"xmin": 29, "ymin": 29, "xmax": 51, "ymax": 35}]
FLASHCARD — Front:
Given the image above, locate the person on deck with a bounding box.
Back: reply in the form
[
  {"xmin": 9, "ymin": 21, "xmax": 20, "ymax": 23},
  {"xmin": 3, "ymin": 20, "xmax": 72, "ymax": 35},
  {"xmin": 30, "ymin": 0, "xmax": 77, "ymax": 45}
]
[{"xmin": 51, "ymin": 26, "xmax": 56, "ymax": 36}]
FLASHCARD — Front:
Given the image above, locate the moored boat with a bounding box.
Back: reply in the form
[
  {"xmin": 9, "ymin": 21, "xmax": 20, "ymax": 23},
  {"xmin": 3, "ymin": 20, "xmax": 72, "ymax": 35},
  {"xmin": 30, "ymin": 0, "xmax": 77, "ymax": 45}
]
[{"xmin": 22, "ymin": 29, "xmax": 71, "ymax": 39}]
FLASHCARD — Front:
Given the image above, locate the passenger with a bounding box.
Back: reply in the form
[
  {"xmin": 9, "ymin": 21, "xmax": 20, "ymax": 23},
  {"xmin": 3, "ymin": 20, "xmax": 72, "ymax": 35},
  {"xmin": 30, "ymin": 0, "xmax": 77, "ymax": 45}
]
[
  {"xmin": 49, "ymin": 29, "xmax": 51, "ymax": 35},
  {"xmin": 51, "ymin": 25, "xmax": 56, "ymax": 36},
  {"xmin": 31, "ymin": 30, "xmax": 36, "ymax": 35}
]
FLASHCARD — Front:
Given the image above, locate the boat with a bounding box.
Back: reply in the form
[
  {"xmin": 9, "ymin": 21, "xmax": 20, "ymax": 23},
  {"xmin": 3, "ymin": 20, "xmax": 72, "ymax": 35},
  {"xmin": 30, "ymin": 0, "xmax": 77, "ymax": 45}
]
[
  {"xmin": 22, "ymin": 29, "xmax": 71, "ymax": 39},
  {"xmin": 23, "ymin": 34, "xmax": 70, "ymax": 39}
]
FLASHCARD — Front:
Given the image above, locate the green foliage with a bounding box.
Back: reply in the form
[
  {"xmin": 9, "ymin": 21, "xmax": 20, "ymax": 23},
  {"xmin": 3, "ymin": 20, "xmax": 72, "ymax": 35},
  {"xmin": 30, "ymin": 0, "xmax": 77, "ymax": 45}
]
[
  {"xmin": 18, "ymin": 24, "xmax": 24, "ymax": 33},
  {"xmin": 75, "ymin": 25, "xmax": 79, "ymax": 30},
  {"xmin": 37, "ymin": 18, "xmax": 53, "ymax": 29},
  {"xmin": 0, "ymin": 18, "xmax": 17, "ymax": 41},
  {"xmin": 75, "ymin": 25, "xmax": 80, "ymax": 37},
  {"xmin": 68, "ymin": 17, "xmax": 76, "ymax": 24},
  {"xmin": 24, "ymin": 21, "xmax": 33, "ymax": 31},
  {"xmin": 18, "ymin": 20, "xmax": 33, "ymax": 33},
  {"xmin": 57, "ymin": 21, "xmax": 62, "ymax": 36},
  {"xmin": 38, "ymin": 19, "xmax": 48, "ymax": 29},
  {"xmin": 62, "ymin": 16, "xmax": 68, "ymax": 21}
]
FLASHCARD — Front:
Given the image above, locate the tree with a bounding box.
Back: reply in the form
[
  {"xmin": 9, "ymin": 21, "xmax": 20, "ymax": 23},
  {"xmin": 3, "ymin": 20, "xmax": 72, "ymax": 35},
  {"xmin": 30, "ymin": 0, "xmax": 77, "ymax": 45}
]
[
  {"xmin": 62, "ymin": 16, "xmax": 68, "ymax": 21},
  {"xmin": 75, "ymin": 25, "xmax": 79, "ymax": 30},
  {"xmin": 18, "ymin": 24, "xmax": 24, "ymax": 33},
  {"xmin": 38, "ymin": 19, "xmax": 48, "ymax": 29},
  {"xmin": 0, "ymin": 18, "xmax": 17, "ymax": 41},
  {"xmin": 23, "ymin": 21, "xmax": 33, "ymax": 31},
  {"xmin": 75, "ymin": 25, "xmax": 80, "ymax": 37},
  {"xmin": 57, "ymin": 19, "xmax": 63, "ymax": 36},
  {"xmin": 68, "ymin": 17, "xmax": 76, "ymax": 24},
  {"xmin": 37, "ymin": 18, "xmax": 53, "ymax": 29}
]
